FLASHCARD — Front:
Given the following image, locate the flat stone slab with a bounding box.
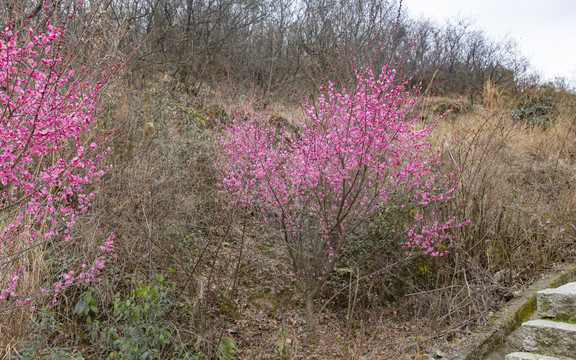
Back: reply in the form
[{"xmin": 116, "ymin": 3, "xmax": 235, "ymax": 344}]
[
  {"xmin": 450, "ymin": 264, "xmax": 576, "ymax": 360},
  {"xmin": 505, "ymin": 352, "xmax": 571, "ymax": 360},
  {"xmin": 538, "ymin": 282, "xmax": 576, "ymax": 318},
  {"xmin": 522, "ymin": 320, "xmax": 576, "ymax": 358}
]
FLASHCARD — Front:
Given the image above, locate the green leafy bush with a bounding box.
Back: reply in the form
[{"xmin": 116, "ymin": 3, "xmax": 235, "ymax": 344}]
[
  {"xmin": 103, "ymin": 275, "xmax": 174, "ymax": 359},
  {"xmin": 10, "ymin": 310, "xmax": 82, "ymax": 360},
  {"xmin": 511, "ymin": 86, "xmax": 559, "ymax": 129},
  {"xmin": 90, "ymin": 274, "xmax": 207, "ymax": 359},
  {"xmin": 216, "ymin": 337, "xmax": 236, "ymax": 360},
  {"xmin": 74, "ymin": 290, "xmax": 100, "ymax": 326}
]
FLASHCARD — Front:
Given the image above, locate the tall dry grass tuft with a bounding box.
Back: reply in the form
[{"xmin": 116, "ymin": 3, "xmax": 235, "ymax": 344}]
[
  {"xmin": 0, "ymin": 213, "xmax": 53, "ymax": 352},
  {"xmin": 482, "ymin": 79, "xmax": 511, "ymax": 109},
  {"xmin": 0, "ymin": 308, "xmax": 31, "ymax": 359},
  {"xmin": 450, "ymin": 105, "xmax": 575, "ymax": 270},
  {"xmin": 0, "ymin": 244, "xmax": 43, "ymax": 356}
]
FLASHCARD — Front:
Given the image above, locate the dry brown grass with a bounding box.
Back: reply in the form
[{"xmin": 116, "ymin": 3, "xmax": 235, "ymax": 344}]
[
  {"xmin": 0, "ymin": 308, "xmax": 34, "ymax": 358},
  {"xmin": 0, "ymin": 216, "xmax": 49, "ymax": 355},
  {"xmin": 441, "ymin": 100, "xmax": 576, "ymax": 273},
  {"xmin": 409, "ymin": 94, "xmax": 576, "ymax": 335},
  {"xmin": 70, "ymin": 85, "xmax": 246, "ymax": 358}
]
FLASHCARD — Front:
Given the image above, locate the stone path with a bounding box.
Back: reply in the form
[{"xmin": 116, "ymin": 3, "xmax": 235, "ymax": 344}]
[{"xmin": 504, "ymin": 282, "xmax": 576, "ymax": 360}]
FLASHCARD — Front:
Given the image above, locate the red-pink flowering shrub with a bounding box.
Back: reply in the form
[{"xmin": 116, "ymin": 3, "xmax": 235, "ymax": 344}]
[
  {"xmin": 216, "ymin": 66, "xmax": 467, "ymax": 326},
  {"xmin": 0, "ymin": 19, "xmax": 114, "ymax": 311}
]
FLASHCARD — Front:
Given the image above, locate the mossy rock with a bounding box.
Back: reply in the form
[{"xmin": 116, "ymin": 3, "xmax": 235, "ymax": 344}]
[
  {"xmin": 247, "ymin": 287, "xmax": 295, "ymax": 312},
  {"xmin": 433, "ymin": 101, "xmax": 472, "ymax": 117},
  {"xmin": 217, "ymin": 291, "xmax": 240, "ymax": 319},
  {"xmin": 241, "ymin": 257, "xmax": 297, "ymax": 312}
]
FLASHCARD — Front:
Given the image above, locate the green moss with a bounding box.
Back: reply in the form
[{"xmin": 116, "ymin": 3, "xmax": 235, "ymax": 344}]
[
  {"xmin": 515, "ymin": 297, "xmax": 537, "ymax": 323},
  {"xmin": 552, "ymin": 314, "xmax": 576, "ymax": 324},
  {"xmin": 216, "ymin": 292, "xmax": 240, "ymax": 319}
]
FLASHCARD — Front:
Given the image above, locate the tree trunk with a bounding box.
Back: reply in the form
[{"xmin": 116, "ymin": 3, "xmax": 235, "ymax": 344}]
[{"xmin": 305, "ymin": 288, "xmax": 317, "ymax": 338}]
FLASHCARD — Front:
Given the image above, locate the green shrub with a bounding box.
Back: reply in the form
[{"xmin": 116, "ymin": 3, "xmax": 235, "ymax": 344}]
[
  {"xmin": 511, "ymin": 85, "xmax": 559, "ymax": 129},
  {"xmin": 102, "ymin": 275, "xmax": 173, "ymax": 359},
  {"xmin": 10, "ymin": 310, "xmax": 82, "ymax": 360},
  {"xmin": 216, "ymin": 337, "xmax": 236, "ymax": 360},
  {"xmin": 74, "ymin": 290, "xmax": 99, "ymax": 325}
]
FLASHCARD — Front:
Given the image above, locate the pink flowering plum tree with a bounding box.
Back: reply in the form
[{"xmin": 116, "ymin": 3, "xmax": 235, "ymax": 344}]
[
  {"xmin": 0, "ymin": 16, "xmax": 115, "ymax": 311},
  {"xmin": 216, "ymin": 66, "xmax": 467, "ymax": 329}
]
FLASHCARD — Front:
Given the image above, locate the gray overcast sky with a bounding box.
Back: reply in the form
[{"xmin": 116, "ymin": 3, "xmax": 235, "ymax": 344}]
[{"xmin": 403, "ymin": 0, "xmax": 576, "ymax": 83}]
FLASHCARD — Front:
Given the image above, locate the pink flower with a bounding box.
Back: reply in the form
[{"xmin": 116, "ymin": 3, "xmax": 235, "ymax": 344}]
[
  {"xmin": 0, "ymin": 16, "xmax": 113, "ymax": 311},
  {"xmin": 215, "ymin": 65, "xmax": 467, "ymax": 291}
]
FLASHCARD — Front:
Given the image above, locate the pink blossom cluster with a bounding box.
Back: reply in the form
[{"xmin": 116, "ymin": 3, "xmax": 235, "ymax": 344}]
[
  {"xmin": 216, "ymin": 66, "xmax": 467, "ymax": 285},
  {"xmin": 0, "ymin": 20, "xmax": 112, "ymax": 310}
]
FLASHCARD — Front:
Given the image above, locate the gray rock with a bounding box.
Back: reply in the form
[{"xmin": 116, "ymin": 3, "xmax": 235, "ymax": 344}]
[
  {"xmin": 505, "ymin": 352, "xmax": 570, "ymax": 360},
  {"xmin": 522, "ymin": 320, "xmax": 576, "ymax": 358},
  {"xmin": 538, "ymin": 282, "xmax": 576, "ymax": 318}
]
